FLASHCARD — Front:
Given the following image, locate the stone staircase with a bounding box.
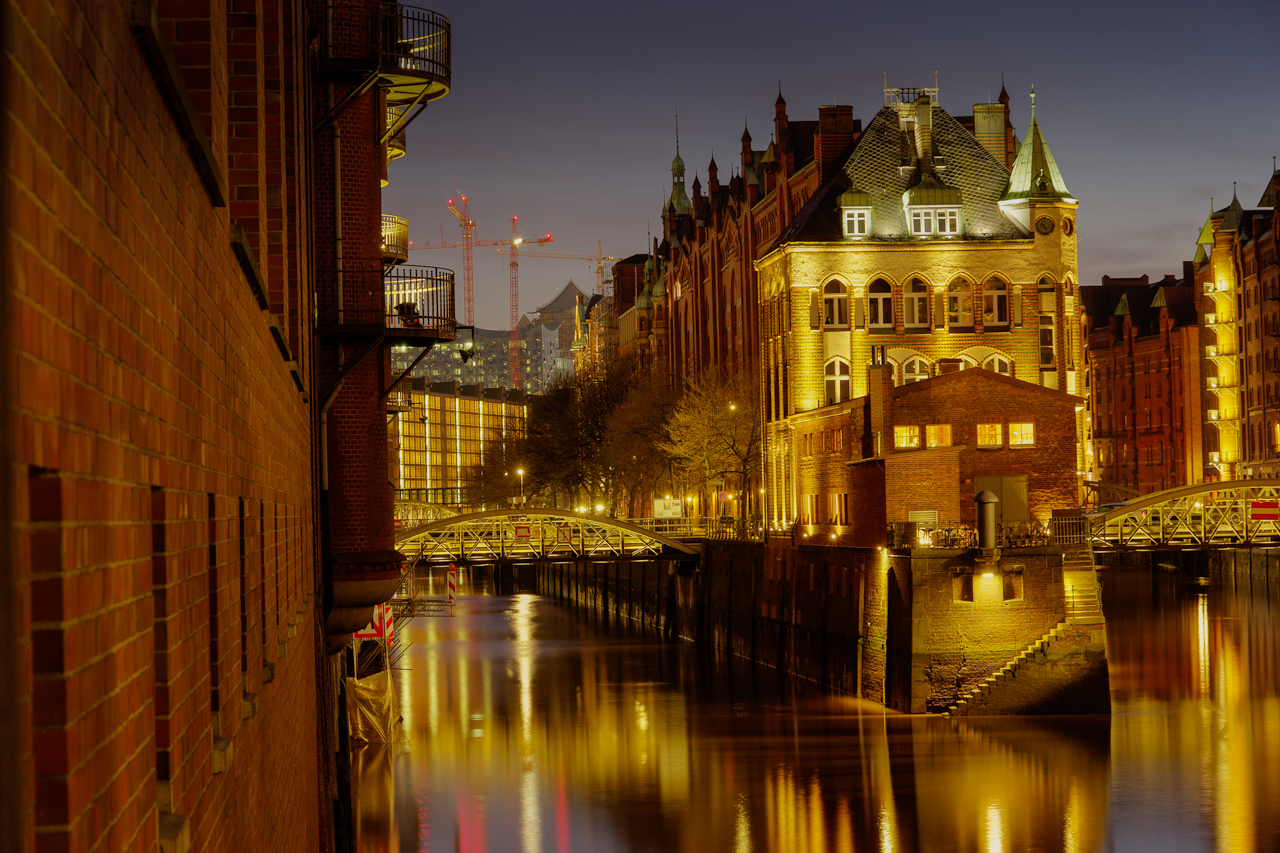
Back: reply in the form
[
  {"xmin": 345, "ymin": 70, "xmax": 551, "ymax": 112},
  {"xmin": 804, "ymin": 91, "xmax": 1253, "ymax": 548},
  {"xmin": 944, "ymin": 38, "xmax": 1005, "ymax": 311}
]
[
  {"xmin": 946, "ymin": 544, "xmax": 1107, "ymax": 717},
  {"xmin": 946, "ymin": 621, "xmax": 1070, "ymax": 716}
]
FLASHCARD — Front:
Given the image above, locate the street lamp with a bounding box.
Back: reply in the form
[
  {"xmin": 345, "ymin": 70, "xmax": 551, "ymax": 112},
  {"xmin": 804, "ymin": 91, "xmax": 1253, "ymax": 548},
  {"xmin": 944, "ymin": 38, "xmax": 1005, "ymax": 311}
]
[{"xmin": 517, "ymin": 468, "xmax": 524, "ymax": 504}]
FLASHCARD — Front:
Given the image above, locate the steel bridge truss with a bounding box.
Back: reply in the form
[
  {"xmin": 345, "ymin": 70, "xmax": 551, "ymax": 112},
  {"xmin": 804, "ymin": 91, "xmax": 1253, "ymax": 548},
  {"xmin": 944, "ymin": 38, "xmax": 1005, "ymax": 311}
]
[
  {"xmin": 1090, "ymin": 479, "xmax": 1280, "ymax": 548},
  {"xmin": 394, "ymin": 509, "xmax": 699, "ymax": 565}
]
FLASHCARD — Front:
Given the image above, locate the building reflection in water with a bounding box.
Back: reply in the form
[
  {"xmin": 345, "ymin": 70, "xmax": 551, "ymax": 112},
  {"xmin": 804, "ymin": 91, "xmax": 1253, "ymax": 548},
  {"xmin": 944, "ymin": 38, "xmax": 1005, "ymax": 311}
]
[{"xmin": 349, "ymin": 584, "xmax": 1128, "ymax": 852}]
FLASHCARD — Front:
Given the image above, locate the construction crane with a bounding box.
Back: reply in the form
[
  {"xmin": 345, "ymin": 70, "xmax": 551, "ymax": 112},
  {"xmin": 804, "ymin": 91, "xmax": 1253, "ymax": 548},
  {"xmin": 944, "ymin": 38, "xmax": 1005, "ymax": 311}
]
[
  {"xmin": 496, "ymin": 240, "xmax": 619, "ymax": 297},
  {"xmin": 410, "ymin": 192, "xmax": 552, "ymax": 328}
]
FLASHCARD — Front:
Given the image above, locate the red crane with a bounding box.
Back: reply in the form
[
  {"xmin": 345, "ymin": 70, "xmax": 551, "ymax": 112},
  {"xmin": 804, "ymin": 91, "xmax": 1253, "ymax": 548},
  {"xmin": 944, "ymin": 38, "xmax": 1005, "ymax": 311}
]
[
  {"xmin": 497, "ymin": 240, "xmax": 619, "ymax": 296},
  {"xmin": 411, "ymin": 192, "xmax": 552, "ymax": 331}
]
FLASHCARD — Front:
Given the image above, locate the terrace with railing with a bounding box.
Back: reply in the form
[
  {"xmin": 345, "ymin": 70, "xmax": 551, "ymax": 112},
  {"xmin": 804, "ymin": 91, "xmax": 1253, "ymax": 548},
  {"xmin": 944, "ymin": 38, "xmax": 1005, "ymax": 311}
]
[
  {"xmin": 382, "ymin": 214, "xmax": 409, "ymax": 263},
  {"xmin": 316, "ymin": 259, "xmax": 455, "ymax": 344}
]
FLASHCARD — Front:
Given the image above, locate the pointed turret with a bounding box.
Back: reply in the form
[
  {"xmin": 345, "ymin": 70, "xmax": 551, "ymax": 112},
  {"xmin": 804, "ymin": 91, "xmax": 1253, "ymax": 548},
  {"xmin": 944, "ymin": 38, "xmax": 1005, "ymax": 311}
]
[
  {"xmin": 1001, "ymin": 97, "xmax": 1073, "ymax": 204},
  {"xmin": 708, "ymin": 156, "xmax": 719, "ymax": 194}
]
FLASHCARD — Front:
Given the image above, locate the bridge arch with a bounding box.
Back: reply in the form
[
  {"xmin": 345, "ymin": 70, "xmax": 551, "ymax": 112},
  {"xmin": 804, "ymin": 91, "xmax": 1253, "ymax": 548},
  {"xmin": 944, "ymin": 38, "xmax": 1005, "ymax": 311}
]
[
  {"xmin": 1090, "ymin": 479, "xmax": 1280, "ymax": 547},
  {"xmin": 395, "ymin": 509, "xmax": 700, "ymax": 564}
]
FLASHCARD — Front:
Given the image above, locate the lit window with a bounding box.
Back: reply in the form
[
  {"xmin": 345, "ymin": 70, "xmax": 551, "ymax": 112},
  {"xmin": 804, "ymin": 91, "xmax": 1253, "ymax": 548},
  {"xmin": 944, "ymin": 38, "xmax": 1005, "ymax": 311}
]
[
  {"xmin": 1009, "ymin": 423, "xmax": 1034, "ymax": 445},
  {"xmin": 977, "ymin": 423, "xmax": 1003, "ymax": 447},
  {"xmin": 926, "ymin": 424, "xmax": 952, "ymax": 447},
  {"xmin": 843, "ymin": 209, "xmax": 869, "ymax": 237},
  {"xmin": 947, "ymin": 280, "xmax": 973, "ymax": 327},
  {"xmin": 894, "ymin": 425, "xmax": 921, "ymax": 449},
  {"xmin": 982, "ymin": 280, "xmax": 1009, "ymax": 326}
]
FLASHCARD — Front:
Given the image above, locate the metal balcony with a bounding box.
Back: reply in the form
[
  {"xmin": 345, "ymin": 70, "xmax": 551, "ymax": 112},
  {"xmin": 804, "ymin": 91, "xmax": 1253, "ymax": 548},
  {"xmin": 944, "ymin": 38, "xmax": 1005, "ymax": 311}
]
[
  {"xmin": 317, "ymin": 259, "xmax": 455, "ymax": 345},
  {"xmin": 380, "ymin": 4, "xmax": 450, "ymax": 106},
  {"xmin": 382, "ymin": 214, "xmax": 409, "ymax": 264}
]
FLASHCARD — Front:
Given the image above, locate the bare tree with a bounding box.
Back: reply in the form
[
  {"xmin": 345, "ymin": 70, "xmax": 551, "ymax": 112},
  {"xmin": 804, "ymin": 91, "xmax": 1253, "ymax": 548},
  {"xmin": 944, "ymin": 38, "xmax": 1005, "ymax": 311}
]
[{"xmin": 659, "ymin": 371, "xmax": 761, "ymax": 519}]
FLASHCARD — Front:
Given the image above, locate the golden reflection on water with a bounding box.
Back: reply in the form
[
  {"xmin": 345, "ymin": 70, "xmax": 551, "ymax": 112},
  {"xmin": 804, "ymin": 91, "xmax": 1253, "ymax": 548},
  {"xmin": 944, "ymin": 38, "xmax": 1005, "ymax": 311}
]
[{"xmin": 352, "ymin": 568, "xmax": 1280, "ymax": 852}]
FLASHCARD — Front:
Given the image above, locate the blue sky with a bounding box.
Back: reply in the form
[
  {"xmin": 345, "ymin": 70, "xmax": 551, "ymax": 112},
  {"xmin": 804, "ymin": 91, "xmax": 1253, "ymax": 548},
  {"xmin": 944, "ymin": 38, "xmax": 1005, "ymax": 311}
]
[{"xmin": 383, "ymin": 0, "xmax": 1280, "ymax": 331}]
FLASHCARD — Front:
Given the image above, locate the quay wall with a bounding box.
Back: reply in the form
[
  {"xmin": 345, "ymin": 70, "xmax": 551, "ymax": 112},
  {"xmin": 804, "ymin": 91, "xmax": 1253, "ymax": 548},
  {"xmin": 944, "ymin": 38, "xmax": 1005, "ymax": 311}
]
[{"xmin": 521, "ymin": 539, "xmax": 1108, "ymax": 715}]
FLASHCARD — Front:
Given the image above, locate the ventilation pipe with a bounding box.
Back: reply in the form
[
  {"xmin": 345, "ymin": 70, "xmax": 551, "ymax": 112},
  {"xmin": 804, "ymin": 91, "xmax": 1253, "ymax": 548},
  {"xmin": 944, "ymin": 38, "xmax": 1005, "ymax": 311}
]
[{"xmin": 975, "ymin": 490, "xmax": 999, "ymax": 550}]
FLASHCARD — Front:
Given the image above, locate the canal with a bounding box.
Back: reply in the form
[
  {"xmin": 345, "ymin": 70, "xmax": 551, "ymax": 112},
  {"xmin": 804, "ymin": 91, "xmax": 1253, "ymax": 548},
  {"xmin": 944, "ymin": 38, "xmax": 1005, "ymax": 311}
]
[{"xmin": 351, "ymin": 562, "xmax": 1280, "ymax": 852}]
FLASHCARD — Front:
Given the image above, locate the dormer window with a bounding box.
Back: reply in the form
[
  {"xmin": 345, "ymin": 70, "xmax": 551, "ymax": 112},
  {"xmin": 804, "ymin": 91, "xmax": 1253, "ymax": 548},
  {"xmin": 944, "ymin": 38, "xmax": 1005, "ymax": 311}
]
[
  {"xmin": 909, "ymin": 207, "xmax": 961, "ymax": 237},
  {"xmin": 838, "ymin": 188, "xmax": 873, "ymax": 240},
  {"xmin": 843, "ymin": 209, "xmax": 869, "ymax": 238}
]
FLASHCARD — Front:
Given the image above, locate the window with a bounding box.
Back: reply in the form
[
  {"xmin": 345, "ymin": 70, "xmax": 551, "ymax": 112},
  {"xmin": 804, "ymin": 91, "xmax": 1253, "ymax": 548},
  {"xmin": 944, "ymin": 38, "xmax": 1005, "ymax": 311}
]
[
  {"xmin": 894, "ymin": 425, "xmax": 921, "ymax": 449},
  {"xmin": 983, "ymin": 354, "xmax": 1012, "ymax": 376},
  {"xmin": 909, "ymin": 207, "xmax": 960, "ymax": 237},
  {"xmin": 1009, "ymin": 423, "xmax": 1035, "ymax": 445},
  {"xmin": 902, "ymin": 356, "xmax": 931, "ymax": 384},
  {"xmin": 905, "ymin": 279, "xmax": 929, "ymax": 328},
  {"xmin": 869, "ymin": 279, "xmax": 893, "ymax": 329},
  {"xmin": 805, "ymin": 494, "xmax": 819, "ymax": 525},
  {"xmin": 978, "ymin": 423, "xmax": 1004, "ymax": 447},
  {"xmin": 830, "ymin": 493, "xmax": 850, "ymax": 525},
  {"xmin": 947, "ymin": 280, "xmax": 973, "ymax": 327},
  {"xmin": 843, "ymin": 209, "xmax": 869, "ymax": 237},
  {"xmin": 823, "ymin": 281, "xmax": 849, "ymax": 327},
  {"xmin": 824, "ymin": 359, "xmax": 850, "ymax": 405},
  {"xmin": 982, "ymin": 280, "xmax": 1009, "ymax": 327},
  {"xmin": 926, "ymin": 424, "xmax": 952, "ymax": 447}
]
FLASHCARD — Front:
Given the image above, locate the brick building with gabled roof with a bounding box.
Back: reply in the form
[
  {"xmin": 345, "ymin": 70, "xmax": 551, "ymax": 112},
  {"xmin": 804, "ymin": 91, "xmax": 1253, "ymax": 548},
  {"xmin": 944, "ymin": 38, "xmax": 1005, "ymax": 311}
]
[{"xmin": 794, "ymin": 365, "xmax": 1081, "ymax": 547}]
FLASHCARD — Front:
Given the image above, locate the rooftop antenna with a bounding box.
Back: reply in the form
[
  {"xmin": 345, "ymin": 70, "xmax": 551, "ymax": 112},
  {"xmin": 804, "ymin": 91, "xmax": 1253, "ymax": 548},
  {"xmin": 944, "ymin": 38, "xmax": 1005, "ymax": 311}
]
[{"xmin": 675, "ymin": 105, "xmax": 680, "ymax": 156}]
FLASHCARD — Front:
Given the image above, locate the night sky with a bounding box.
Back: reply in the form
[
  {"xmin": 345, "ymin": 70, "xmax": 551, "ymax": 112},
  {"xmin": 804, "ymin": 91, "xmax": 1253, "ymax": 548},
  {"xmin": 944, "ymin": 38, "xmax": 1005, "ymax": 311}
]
[{"xmin": 382, "ymin": 0, "xmax": 1280, "ymax": 333}]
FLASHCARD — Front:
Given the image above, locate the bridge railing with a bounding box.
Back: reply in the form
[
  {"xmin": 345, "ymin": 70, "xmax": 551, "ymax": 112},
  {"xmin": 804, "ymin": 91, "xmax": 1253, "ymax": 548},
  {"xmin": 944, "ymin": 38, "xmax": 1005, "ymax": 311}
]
[{"xmin": 624, "ymin": 516, "xmax": 764, "ymax": 541}]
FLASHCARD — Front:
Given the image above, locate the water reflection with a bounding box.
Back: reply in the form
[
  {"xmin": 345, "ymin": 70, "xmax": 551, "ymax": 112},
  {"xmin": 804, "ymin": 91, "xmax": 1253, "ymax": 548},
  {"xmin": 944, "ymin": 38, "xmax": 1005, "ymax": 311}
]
[{"xmin": 355, "ymin": 564, "xmax": 1280, "ymax": 851}]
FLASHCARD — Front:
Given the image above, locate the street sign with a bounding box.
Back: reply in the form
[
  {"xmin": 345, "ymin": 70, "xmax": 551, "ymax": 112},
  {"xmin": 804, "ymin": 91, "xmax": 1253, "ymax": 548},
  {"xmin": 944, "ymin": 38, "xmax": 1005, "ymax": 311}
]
[
  {"xmin": 717, "ymin": 491, "xmax": 730, "ymax": 502},
  {"xmin": 556, "ymin": 525, "xmax": 572, "ymax": 544},
  {"xmin": 514, "ymin": 524, "xmax": 532, "ymax": 539},
  {"xmin": 1251, "ymin": 500, "xmax": 1278, "ymax": 521}
]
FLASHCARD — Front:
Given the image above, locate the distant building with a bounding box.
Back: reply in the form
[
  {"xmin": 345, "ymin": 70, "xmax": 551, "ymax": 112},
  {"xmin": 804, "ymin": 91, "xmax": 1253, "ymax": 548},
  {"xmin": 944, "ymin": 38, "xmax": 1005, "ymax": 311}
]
[
  {"xmin": 1081, "ymin": 273, "xmax": 1204, "ymax": 494},
  {"xmin": 391, "ymin": 380, "xmax": 528, "ymax": 509},
  {"xmin": 1193, "ymin": 171, "xmax": 1280, "ymax": 479}
]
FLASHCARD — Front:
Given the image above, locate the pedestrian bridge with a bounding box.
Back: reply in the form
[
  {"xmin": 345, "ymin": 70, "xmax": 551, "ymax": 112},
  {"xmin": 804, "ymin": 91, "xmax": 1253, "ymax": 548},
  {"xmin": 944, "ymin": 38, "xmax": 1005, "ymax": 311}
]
[
  {"xmin": 1088, "ymin": 479, "xmax": 1280, "ymax": 548},
  {"xmin": 395, "ymin": 509, "xmax": 701, "ymax": 565}
]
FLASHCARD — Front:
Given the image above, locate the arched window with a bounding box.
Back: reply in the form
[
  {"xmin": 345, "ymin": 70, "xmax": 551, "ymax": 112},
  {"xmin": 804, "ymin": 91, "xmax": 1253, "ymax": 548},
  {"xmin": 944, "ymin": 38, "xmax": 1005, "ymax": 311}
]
[
  {"xmin": 983, "ymin": 354, "xmax": 1012, "ymax": 376},
  {"xmin": 825, "ymin": 359, "xmax": 851, "ymax": 405},
  {"xmin": 902, "ymin": 356, "xmax": 931, "ymax": 384},
  {"xmin": 905, "ymin": 278, "xmax": 929, "ymax": 329},
  {"xmin": 823, "ymin": 280, "xmax": 849, "ymax": 328},
  {"xmin": 656, "ymin": 305, "xmax": 665, "ymax": 321},
  {"xmin": 639, "ymin": 317, "xmax": 648, "ymax": 331},
  {"xmin": 947, "ymin": 279, "xmax": 973, "ymax": 328},
  {"xmin": 983, "ymin": 279, "xmax": 1009, "ymax": 327},
  {"xmin": 869, "ymin": 279, "xmax": 893, "ymax": 330}
]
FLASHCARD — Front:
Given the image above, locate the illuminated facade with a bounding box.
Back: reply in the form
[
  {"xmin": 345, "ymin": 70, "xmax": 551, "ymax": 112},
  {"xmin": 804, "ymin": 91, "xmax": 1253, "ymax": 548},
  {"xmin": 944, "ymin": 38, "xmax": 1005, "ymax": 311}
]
[
  {"xmin": 391, "ymin": 381, "xmax": 527, "ymax": 508},
  {"xmin": 757, "ymin": 85, "xmax": 1083, "ymax": 526},
  {"xmin": 1195, "ymin": 171, "xmax": 1280, "ymax": 479}
]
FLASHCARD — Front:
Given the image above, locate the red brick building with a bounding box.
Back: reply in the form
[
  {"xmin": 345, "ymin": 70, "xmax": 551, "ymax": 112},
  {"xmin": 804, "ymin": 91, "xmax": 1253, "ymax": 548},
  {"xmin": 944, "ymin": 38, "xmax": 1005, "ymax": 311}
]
[
  {"xmin": 1081, "ymin": 273, "xmax": 1204, "ymax": 495},
  {"xmin": 3, "ymin": 0, "xmax": 454, "ymax": 850},
  {"xmin": 793, "ymin": 365, "xmax": 1080, "ymax": 546}
]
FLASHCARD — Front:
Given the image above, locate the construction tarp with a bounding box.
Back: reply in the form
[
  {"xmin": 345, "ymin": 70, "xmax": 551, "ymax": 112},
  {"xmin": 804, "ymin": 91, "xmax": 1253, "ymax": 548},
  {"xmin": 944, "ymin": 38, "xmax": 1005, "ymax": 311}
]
[{"xmin": 346, "ymin": 670, "xmax": 397, "ymax": 743}]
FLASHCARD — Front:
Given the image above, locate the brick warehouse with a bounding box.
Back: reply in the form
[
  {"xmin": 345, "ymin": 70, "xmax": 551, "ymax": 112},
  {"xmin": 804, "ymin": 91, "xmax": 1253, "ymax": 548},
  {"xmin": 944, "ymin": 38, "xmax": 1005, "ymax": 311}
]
[{"xmin": 2, "ymin": 0, "xmax": 454, "ymax": 851}]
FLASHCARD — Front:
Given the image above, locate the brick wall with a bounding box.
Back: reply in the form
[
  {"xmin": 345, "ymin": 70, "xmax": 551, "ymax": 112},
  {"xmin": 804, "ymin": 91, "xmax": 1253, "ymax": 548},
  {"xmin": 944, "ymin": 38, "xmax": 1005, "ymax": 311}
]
[{"xmin": 7, "ymin": 0, "xmax": 322, "ymax": 849}]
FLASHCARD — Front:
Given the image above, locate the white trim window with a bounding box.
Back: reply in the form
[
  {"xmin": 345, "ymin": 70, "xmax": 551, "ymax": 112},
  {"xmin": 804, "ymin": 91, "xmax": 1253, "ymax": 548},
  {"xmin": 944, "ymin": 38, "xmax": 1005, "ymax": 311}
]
[
  {"xmin": 947, "ymin": 279, "xmax": 974, "ymax": 328},
  {"xmin": 983, "ymin": 280, "xmax": 1009, "ymax": 327},
  {"xmin": 868, "ymin": 279, "xmax": 893, "ymax": 330},
  {"xmin": 909, "ymin": 207, "xmax": 961, "ymax": 237},
  {"xmin": 902, "ymin": 356, "xmax": 931, "ymax": 384},
  {"xmin": 905, "ymin": 278, "xmax": 929, "ymax": 329},
  {"xmin": 983, "ymin": 354, "xmax": 1012, "ymax": 376},
  {"xmin": 825, "ymin": 358, "xmax": 851, "ymax": 405},
  {"xmin": 842, "ymin": 208, "xmax": 870, "ymax": 238},
  {"xmin": 822, "ymin": 280, "xmax": 849, "ymax": 328}
]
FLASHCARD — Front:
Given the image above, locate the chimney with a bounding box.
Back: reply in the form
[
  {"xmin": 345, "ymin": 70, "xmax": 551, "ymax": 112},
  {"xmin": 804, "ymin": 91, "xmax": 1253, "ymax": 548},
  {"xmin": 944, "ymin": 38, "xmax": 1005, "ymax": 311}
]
[
  {"xmin": 913, "ymin": 95, "xmax": 934, "ymax": 171},
  {"xmin": 972, "ymin": 103, "xmax": 1007, "ymax": 164},
  {"xmin": 867, "ymin": 361, "xmax": 893, "ymax": 456},
  {"xmin": 814, "ymin": 105, "xmax": 855, "ymax": 181}
]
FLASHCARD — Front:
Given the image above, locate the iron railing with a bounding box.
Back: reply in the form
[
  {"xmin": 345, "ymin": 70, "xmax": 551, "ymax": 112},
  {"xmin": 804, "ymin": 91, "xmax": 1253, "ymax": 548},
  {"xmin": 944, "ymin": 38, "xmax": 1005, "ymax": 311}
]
[
  {"xmin": 380, "ymin": 4, "xmax": 450, "ymax": 87},
  {"xmin": 386, "ymin": 106, "xmax": 408, "ymax": 160},
  {"xmin": 381, "ymin": 214, "xmax": 409, "ymax": 261},
  {"xmin": 316, "ymin": 259, "xmax": 454, "ymax": 332}
]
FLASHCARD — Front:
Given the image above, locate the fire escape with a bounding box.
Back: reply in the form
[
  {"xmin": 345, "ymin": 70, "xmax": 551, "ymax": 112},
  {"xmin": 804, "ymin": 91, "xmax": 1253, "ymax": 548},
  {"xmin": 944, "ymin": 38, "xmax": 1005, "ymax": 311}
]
[{"xmin": 315, "ymin": 1, "xmax": 453, "ymax": 652}]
